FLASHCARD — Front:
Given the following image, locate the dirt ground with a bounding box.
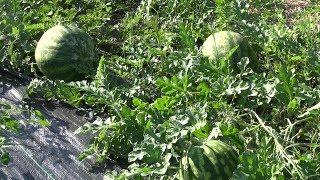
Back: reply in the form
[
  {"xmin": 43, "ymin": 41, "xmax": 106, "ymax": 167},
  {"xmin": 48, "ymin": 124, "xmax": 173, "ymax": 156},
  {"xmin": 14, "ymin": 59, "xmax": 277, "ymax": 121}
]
[{"xmin": 284, "ymin": 0, "xmax": 310, "ymax": 24}]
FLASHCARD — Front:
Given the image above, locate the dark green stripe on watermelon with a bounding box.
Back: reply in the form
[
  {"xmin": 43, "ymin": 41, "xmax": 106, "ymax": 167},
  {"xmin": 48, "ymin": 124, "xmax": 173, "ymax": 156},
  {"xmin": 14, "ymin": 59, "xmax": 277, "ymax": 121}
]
[
  {"xmin": 204, "ymin": 140, "xmax": 239, "ymax": 179},
  {"xmin": 187, "ymin": 146, "xmax": 210, "ymax": 179}
]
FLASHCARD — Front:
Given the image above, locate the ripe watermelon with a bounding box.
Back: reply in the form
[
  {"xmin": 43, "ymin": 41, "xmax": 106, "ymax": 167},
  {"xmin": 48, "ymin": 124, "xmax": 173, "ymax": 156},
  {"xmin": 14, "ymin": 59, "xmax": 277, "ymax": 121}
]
[
  {"xmin": 35, "ymin": 24, "xmax": 98, "ymax": 82},
  {"xmin": 179, "ymin": 140, "xmax": 239, "ymax": 180},
  {"xmin": 202, "ymin": 31, "xmax": 259, "ymax": 73}
]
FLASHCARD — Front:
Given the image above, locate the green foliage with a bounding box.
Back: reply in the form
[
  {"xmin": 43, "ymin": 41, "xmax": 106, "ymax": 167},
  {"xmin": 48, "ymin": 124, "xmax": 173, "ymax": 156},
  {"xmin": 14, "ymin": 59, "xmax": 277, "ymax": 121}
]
[{"xmin": 2, "ymin": 0, "xmax": 320, "ymax": 179}]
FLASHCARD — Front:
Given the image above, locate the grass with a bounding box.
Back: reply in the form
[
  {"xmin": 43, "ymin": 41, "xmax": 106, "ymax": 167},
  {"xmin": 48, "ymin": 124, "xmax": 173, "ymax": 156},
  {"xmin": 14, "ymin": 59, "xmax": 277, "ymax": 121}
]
[{"xmin": 1, "ymin": 0, "xmax": 320, "ymax": 179}]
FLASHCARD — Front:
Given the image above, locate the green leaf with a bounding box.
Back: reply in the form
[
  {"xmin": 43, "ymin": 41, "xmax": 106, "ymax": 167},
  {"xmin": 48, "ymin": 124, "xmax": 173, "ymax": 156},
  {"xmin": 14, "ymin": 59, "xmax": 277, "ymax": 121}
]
[
  {"xmin": 1, "ymin": 152, "xmax": 10, "ymax": 165},
  {"xmin": 276, "ymin": 64, "xmax": 295, "ymax": 102},
  {"xmin": 3, "ymin": 118, "xmax": 20, "ymax": 132},
  {"xmin": 33, "ymin": 110, "xmax": 50, "ymax": 127},
  {"xmin": 152, "ymin": 96, "xmax": 176, "ymax": 111}
]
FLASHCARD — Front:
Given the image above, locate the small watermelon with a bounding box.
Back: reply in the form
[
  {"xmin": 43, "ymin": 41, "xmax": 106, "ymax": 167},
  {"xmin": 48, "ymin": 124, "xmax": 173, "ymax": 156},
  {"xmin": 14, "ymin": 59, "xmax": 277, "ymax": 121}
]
[
  {"xmin": 35, "ymin": 24, "xmax": 98, "ymax": 82},
  {"xmin": 202, "ymin": 31, "xmax": 259, "ymax": 73},
  {"xmin": 179, "ymin": 140, "xmax": 239, "ymax": 180}
]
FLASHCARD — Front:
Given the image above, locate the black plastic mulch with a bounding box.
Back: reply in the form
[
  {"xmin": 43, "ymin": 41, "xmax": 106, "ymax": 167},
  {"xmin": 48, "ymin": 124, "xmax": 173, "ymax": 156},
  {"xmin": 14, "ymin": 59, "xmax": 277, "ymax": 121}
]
[{"xmin": 0, "ymin": 70, "xmax": 104, "ymax": 180}]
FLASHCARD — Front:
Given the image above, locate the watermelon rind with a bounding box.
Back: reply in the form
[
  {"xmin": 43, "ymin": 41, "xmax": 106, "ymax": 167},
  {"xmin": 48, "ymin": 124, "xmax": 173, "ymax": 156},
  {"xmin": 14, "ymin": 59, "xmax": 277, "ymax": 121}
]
[
  {"xmin": 202, "ymin": 31, "xmax": 259, "ymax": 73},
  {"xmin": 35, "ymin": 24, "xmax": 98, "ymax": 82},
  {"xmin": 179, "ymin": 140, "xmax": 239, "ymax": 180}
]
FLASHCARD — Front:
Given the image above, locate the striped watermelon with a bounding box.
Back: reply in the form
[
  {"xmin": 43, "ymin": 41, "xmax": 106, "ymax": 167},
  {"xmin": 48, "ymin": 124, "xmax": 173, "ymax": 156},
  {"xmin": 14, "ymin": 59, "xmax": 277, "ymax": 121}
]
[
  {"xmin": 35, "ymin": 24, "xmax": 98, "ymax": 82},
  {"xmin": 179, "ymin": 140, "xmax": 239, "ymax": 180},
  {"xmin": 202, "ymin": 31, "xmax": 259, "ymax": 73}
]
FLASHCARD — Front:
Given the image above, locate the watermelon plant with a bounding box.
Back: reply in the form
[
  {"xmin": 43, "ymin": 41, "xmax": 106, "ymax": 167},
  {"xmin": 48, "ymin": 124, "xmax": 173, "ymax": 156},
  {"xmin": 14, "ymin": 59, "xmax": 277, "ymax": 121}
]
[
  {"xmin": 1, "ymin": 0, "xmax": 320, "ymax": 179},
  {"xmin": 35, "ymin": 24, "xmax": 98, "ymax": 82}
]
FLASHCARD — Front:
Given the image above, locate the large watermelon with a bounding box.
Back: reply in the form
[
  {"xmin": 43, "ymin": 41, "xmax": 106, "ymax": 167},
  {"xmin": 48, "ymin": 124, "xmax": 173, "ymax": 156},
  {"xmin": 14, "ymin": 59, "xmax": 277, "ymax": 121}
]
[
  {"xmin": 179, "ymin": 140, "xmax": 239, "ymax": 180},
  {"xmin": 35, "ymin": 24, "xmax": 98, "ymax": 82},
  {"xmin": 202, "ymin": 31, "xmax": 259, "ymax": 73}
]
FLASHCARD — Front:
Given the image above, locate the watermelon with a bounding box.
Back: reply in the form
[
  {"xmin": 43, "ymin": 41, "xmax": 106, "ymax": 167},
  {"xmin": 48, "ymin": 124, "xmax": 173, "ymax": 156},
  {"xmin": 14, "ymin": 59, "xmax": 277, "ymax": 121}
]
[
  {"xmin": 179, "ymin": 140, "xmax": 239, "ymax": 180},
  {"xmin": 35, "ymin": 24, "xmax": 98, "ymax": 82},
  {"xmin": 202, "ymin": 31, "xmax": 259, "ymax": 73}
]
